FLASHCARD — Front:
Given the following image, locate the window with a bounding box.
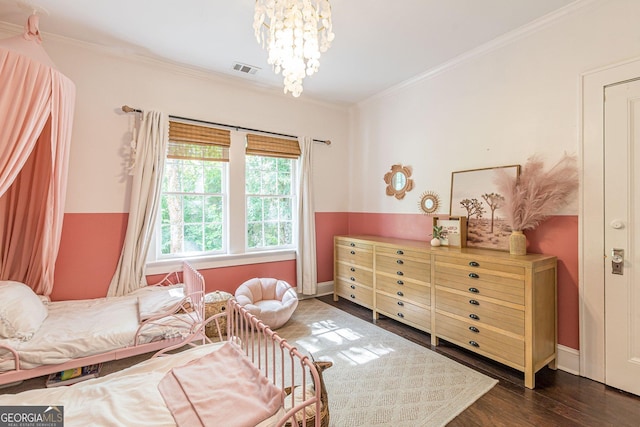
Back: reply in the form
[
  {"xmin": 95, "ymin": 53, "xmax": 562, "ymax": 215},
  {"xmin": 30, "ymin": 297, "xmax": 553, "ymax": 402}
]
[
  {"xmin": 245, "ymin": 134, "xmax": 300, "ymax": 251},
  {"xmin": 157, "ymin": 121, "xmax": 230, "ymax": 258},
  {"xmin": 152, "ymin": 124, "xmax": 301, "ymax": 264},
  {"xmin": 246, "ymin": 155, "xmax": 295, "ymax": 249}
]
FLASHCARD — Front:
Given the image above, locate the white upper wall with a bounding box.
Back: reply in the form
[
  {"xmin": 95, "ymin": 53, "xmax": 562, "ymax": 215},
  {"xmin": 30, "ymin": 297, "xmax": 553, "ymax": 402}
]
[
  {"xmin": 0, "ymin": 25, "xmax": 350, "ymax": 214},
  {"xmin": 349, "ymin": 0, "xmax": 640, "ymax": 214}
]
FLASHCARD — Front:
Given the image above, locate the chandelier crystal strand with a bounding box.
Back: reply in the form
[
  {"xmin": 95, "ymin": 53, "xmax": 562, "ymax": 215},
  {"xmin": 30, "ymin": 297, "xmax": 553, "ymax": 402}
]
[{"xmin": 254, "ymin": 0, "xmax": 335, "ymax": 97}]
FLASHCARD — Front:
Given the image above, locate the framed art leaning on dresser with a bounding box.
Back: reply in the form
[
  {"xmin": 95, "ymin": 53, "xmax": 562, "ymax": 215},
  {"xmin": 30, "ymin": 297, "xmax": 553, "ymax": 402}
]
[{"xmin": 432, "ymin": 216, "xmax": 467, "ymax": 247}]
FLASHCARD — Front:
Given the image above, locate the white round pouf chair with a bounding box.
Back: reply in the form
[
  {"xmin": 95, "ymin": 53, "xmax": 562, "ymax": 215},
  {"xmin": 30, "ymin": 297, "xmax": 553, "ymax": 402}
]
[{"xmin": 234, "ymin": 278, "xmax": 299, "ymax": 330}]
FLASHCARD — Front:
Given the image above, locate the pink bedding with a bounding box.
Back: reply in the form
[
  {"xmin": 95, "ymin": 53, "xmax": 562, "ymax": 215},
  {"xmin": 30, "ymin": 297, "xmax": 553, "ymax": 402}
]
[{"xmin": 159, "ymin": 342, "xmax": 284, "ymax": 427}]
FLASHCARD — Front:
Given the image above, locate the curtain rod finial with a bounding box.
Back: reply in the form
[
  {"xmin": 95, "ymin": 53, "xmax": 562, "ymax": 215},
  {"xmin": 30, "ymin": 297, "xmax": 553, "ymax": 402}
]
[
  {"xmin": 122, "ymin": 105, "xmax": 135, "ymax": 113},
  {"xmin": 325, "ymin": 140, "xmax": 331, "ymax": 146}
]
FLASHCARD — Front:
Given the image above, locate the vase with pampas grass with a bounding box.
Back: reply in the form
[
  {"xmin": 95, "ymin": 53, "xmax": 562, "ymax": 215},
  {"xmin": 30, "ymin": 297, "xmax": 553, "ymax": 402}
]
[{"xmin": 495, "ymin": 154, "xmax": 579, "ymax": 255}]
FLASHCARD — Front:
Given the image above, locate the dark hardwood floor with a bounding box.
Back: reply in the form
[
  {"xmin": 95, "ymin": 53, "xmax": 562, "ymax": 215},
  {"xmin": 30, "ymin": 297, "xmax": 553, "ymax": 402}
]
[{"xmin": 316, "ymin": 295, "xmax": 640, "ymax": 427}]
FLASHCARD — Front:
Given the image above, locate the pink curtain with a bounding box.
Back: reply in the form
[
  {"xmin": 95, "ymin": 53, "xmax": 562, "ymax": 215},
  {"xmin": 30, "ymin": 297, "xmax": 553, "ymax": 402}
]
[{"xmin": 0, "ymin": 16, "xmax": 76, "ymax": 296}]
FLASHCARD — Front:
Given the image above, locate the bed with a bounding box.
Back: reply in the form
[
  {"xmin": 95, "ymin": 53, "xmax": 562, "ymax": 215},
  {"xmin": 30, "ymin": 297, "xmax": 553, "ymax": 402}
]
[
  {"xmin": 0, "ymin": 262, "xmax": 209, "ymax": 386},
  {"xmin": 0, "ymin": 297, "xmax": 329, "ymax": 427}
]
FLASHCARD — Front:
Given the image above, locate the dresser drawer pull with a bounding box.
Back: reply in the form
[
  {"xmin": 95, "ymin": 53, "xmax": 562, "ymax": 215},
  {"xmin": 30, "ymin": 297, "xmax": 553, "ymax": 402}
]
[
  {"xmin": 350, "ymin": 276, "xmax": 356, "ymax": 281},
  {"xmin": 397, "ymin": 291, "xmax": 404, "ymax": 297},
  {"xmin": 350, "ymin": 285, "xmax": 356, "ymax": 289},
  {"xmin": 468, "ymin": 287, "xmax": 479, "ymax": 293},
  {"xmin": 469, "ymin": 340, "xmax": 479, "ymax": 347},
  {"xmin": 468, "ymin": 273, "xmax": 479, "ymax": 279},
  {"xmin": 469, "ymin": 326, "xmax": 480, "ymax": 333},
  {"xmin": 397, "ymin": 280, "xmax": 404, "ymax": 285},
  {"xmin": 350, "ymin": 294, "xmax": 356, "ymax": 299},
  {"xmin": 350, "ymin": 250, "xmax": 356, "ymax": 255},
  {"xmin": 350, "ymin": 242, "xmax": 355, "ymax": 247},
  {"xmin": 469, "ymin": 299, "xmax": 479, "ymax": 305},
  {"xmin": 350, "ymin": 267, "xmax": 356, "ymax": 272},
  {"xmin": 396, "ymin": 250, "xmax": 404, "ymax": 255},
  {"xmin": 397, "ymin": 312, "xmax": 405, "ymax": 318},
  {"xmin": 469, "ymin": 261, "xmax": 479, "ymax": 267},
  {"xmin": 396, "ymin": 259, "xmax": 404, "ymax": 265},
  {"xmin": 397, "ymin": 301, "xmax": 404, "ymax": 307},
  {"xmin": 469, "ymin": 313, "xmax": 480, "ymax": 320},
  {"xmin": 396, "ymin": 271, "xmax": 404, "ymax": 276}
]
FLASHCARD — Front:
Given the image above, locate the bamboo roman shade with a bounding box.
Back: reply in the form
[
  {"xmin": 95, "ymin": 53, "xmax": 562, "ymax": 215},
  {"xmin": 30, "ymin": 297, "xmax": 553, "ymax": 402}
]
[
  {"xmin": 168, "ymin": 120, "xmax": 231, "ymax": 162},
  {"xmin": 246, "ymin": 134, "xmax": 301, "ymax": 159}
]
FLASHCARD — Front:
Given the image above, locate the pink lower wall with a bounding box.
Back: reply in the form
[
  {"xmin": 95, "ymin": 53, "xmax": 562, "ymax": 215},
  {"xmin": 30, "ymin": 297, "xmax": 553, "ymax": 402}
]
[
  {"xmin": 52, "ymin": 211, "xmax": 578, "ymax": 350},
  {"xmin": 53, "ymin": 212, "xmax": 344, "ymax": 299}
]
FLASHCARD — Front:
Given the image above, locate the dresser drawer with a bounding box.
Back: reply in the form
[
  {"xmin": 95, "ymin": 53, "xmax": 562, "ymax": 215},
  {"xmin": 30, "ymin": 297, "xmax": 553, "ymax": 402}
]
[
  {"xmin": 435, "ymin": 268, "xmax": 524, "ymax": 305},
  {"xmin": 335, "ymin": 279, "xmax": 373, "ymax": 307},
  {"xmin": 377, "ymin": 293, "xmax": 430, "ymax": 329},
  {"xmin": 336, "ymin": 245, "xmax": 373, "ymax": 268},
  {"xmin": 376, "ymin": 274, "xmax": 430, "ymax": 306},
  {"xmin": 376, "ymin": 245, "xmax": 429, "ymax": 261},
  {"xmin": 435, "ymin": 255, "xmax": 524, "ymax": 276},
  {"xmin": 435, "ymin": 288, "xmax": 523, "ymax": 335},
  {"xmin": 336, "ymin": 262, "xmax": 373, "ymax": 287},
  {"xmin": 376, "ymin": 255, "xmax": 430, "ymax": 281},
  {"xmin": 436, "ymin": 313, "xmax": 524, "ymax": 367},
  {"xmin": 335, "ymin": 238, "xmax": 373, "ymax": 251}
]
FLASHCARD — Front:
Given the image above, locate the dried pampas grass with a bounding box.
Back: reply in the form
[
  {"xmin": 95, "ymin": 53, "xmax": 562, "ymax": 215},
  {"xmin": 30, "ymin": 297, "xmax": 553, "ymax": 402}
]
[{"xmin": 495, "ymin": 154, "xmax": 579, "ymax": 231}]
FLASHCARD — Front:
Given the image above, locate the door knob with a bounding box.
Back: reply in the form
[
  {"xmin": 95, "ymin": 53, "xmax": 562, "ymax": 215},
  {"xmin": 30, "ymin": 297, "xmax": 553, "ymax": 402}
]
[{"xmin": 612, "ymin": 248, "xmax": 624, "ymax": 275}]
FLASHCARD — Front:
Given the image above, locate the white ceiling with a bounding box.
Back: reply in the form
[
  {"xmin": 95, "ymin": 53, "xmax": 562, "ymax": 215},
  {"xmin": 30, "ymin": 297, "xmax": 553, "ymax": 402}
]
[{"xmin": 0, "ymin": 0, "xmax": 577, "ymax": 105}]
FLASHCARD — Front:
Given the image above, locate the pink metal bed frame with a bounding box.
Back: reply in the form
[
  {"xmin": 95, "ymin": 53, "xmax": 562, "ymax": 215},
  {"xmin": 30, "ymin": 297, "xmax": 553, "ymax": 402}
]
[
  {"xmin": 0, "ymin": 261, "xmax": 208, "ymax": 387},
  {"xmin": 156, "ymin": 297, "xmax": 325, "ymax": 427},
  {"xmin": 228, "ymin": 298, "xmax": 324, "ymax": 427}
]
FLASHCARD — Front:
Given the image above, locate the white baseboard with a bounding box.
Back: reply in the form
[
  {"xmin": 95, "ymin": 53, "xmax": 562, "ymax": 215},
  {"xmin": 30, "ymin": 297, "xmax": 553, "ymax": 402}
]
[
  {"xmin": 299, "ymin": 281, "xmax": 333, "ymax": 300},
  {"xmin": 557, "ymin": 344, "xmax": 580, "ymax": 375},
  {"xmin": 303, "ymin": 281, "xmax": 582, "ymax": 377}
]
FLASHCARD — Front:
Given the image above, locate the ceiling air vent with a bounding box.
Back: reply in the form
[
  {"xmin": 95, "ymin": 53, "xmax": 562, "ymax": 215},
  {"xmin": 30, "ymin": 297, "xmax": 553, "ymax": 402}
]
[{"xmin": 232, "ymin": 62, "xmax": 260, "ymax": 75}]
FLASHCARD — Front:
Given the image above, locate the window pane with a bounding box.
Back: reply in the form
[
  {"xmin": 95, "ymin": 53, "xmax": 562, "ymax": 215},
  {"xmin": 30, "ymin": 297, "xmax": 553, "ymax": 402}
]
[
  {"xmin": 264, "ymin": 197, "xmax": 279, "ymax": 221},
  {"xmin": 181, "ymin": 162, "xmax": 202, "ymax": 193},
  {"xmin": 247, "ymin": 223, "xmax": 263, "ymax": 248},
  {"xmin": 279, "ymin": 198, "xmax": 292, "ymax": 221},
  {"xmin": 247, "ymin": 197, "xmax": 263, "ymax": 222},
  {"xmin": 183, "ymin": 195, "xmax": 203, "ymax": 223},
  {"xmin": 204, "ymin": 223, "xmax": 223, "ymax": 251},
  {"xmin": 204, "ymin": 196, "xmax": 222, "ymax": 223},
  {"xmin": 204, "ymin": 164, "xmax": 222, "ymax": 193},
  {"xmin": 264, "ymin": 222, "xmax": 278, "ymax": 246},
  {"xmin": 262, "ymin": 171, "xmax": 277, "ymax": 194},
  {"xmin": 183, "ymin": 224, "xmax": 203, "ymax": 252},
  {"xmin": 280, "ymin": 221, "xmax": 292, "ymax": 245},
  {"xmin": 277, "ymin": 172, "xmax": 291, "ymax": 194}
]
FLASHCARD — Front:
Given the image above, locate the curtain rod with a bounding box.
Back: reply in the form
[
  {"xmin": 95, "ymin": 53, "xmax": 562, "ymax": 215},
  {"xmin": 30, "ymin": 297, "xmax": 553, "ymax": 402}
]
[{"xmin": 121, "ymin": 105, "xmax": 331, "ymax": 145}]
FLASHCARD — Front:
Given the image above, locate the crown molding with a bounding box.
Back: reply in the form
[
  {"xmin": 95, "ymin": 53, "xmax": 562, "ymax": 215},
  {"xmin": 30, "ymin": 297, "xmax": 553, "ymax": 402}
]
[
  {"xmin": 358, "ymin": 0, "xmax": 601, "ymax": 106},
  {"xmin": 0, "ymin": 21, "xmax": 348, "ymax": 112}
]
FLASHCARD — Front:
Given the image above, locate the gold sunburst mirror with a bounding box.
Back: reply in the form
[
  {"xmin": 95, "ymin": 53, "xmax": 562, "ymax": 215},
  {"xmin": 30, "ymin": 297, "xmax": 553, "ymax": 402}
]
[{"xmin": 418, "ymin": 191, "xmax": 440, "ymax": 214}]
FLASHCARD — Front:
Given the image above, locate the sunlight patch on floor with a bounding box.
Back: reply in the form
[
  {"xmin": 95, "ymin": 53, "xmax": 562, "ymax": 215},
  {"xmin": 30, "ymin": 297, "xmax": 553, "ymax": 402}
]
[{"xmin": 289, "ymin": 317, "xmax": 396, "ymax": 366}]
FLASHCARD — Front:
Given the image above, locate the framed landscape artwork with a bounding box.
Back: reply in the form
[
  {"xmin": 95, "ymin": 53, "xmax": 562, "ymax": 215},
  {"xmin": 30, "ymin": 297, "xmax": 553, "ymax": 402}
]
[{"xmin": 449, "ymin": 165, "xmax": 520, "ymax": 251}]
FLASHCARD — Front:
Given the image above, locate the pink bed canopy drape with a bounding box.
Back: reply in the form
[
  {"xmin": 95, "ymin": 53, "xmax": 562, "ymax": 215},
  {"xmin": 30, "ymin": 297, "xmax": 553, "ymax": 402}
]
[{"xmin": 0, "ymin": 16, "xmax": 76, "ymax": 296}]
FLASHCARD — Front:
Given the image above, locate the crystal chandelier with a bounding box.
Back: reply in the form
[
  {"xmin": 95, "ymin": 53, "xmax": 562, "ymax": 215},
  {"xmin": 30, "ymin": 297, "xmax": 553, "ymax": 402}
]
[{"xmin": 253, "ymin": 0, "xmax": 335, "ymax": 97}]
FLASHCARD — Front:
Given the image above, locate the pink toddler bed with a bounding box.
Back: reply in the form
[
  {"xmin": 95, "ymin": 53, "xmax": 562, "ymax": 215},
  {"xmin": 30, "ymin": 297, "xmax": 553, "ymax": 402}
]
[
  {"xmin": 0, "ymin": 298, "xmax": 328, "ymax": 427},
  {"xmin": 0, "ymin": 262, "xmax": 208, "ymax": 386}
]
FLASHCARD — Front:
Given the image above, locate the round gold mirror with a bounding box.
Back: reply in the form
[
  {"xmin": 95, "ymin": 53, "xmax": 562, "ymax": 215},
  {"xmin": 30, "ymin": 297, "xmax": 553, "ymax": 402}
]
[
  {"xmin": 418, "ymin": 191, "xmax": 440, "ymax": 214},
  {"xmin": 384, "ymin": 164, "xmax": 414, "ymax": 200}
]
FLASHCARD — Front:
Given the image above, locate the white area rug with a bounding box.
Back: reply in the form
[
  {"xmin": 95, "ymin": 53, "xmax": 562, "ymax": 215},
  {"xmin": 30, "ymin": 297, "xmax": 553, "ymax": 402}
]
[{"xmin": 277, "ymin": 298, "xmax": 498, "ymax": 427}]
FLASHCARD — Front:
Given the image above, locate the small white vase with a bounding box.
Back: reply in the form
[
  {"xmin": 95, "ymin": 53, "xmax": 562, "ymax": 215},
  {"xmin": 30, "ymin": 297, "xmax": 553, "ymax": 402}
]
[{"xmin": 430, "ymin": 238, "xmax": 441, "ymax": 247}]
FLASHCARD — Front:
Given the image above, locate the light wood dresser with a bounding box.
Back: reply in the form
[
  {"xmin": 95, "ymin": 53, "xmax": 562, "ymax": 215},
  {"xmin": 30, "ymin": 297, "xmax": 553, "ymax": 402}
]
[{"xmin": 333, "ymin": 235, "xmax": 557, "ymax": 389}]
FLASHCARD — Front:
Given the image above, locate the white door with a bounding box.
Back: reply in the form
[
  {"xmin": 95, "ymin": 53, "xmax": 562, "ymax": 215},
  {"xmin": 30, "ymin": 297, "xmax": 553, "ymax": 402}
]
[{"xmin": 603, "ymin": 79, "xmax": 640, "ymax": 395}]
